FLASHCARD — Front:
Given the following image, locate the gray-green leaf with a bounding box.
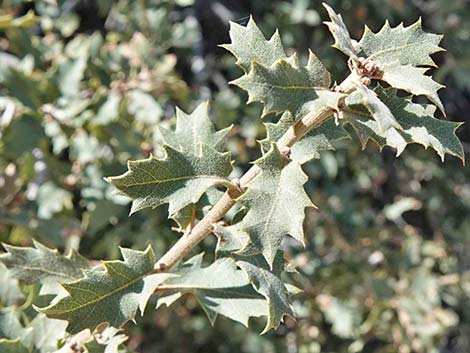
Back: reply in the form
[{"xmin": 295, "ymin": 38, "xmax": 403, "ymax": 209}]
[
  {"xmin": 237, "ymin": 145, "xmax": 314, "ymax": 267},
  {"xmin": 221, "ymin": 17, "xmax": 287, "ymax": 72},
  {"xmin": 41, "ymin": 246, "xmax": 155, "ymax": 334},
  {"xmin": 344, "ymin": 85, "xmax": 464, "ymax": 162},
  {"xmin": 156, "ymin": 254, "xmax": 267, "ymax": 327},
  {"xmin": 105, "ymin": 144, "xmax": 233, "ymax": 216}
]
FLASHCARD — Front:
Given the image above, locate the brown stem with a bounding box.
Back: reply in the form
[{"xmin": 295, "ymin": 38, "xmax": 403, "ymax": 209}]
[{"xmin": 154, "ymin": 74, "xmax": 358, "ymax": 272}]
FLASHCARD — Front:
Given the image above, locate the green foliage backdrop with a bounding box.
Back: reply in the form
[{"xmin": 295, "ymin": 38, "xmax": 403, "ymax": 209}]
[{"xmin": 0, "ymin": 1, "xmax": 469, "ymax": 352}]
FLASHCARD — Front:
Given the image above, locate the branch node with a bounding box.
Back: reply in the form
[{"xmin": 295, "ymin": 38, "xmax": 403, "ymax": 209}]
[{"xmin": 227, "ymin": 178, "xmax": 243, "ymax": 199}]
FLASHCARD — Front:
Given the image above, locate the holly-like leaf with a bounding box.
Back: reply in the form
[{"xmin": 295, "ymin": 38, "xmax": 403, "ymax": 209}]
[
  {"xmin": 380, "ymin": 63, "xmax": 445, "ymax": 114},
  {"xmin": 260, "ymin": 112, "xmax": 350, "ymax": 163},
  {"xmin": 156, "ymin": 254, "xmax": 267, "ymax": 327},
  {"xmin": 237, "ymin": 145, "xmax": 314, "ymax": 267},
  {"xmin": 0, "ymin": 241, "xmax": 90, "ymax": 291},
  {"xmin": 344, "ymin": 86, "xmax": 464, "ymax": 162},
  {"xmin": 105, "ymin": 144, "xmax": 233, "ymax": 216},
  {"xmin": 221, "ymin": 17, "xmax": 287, "ymax": 72},
  {"xmin": 322, "ymin": 3, "xmax": 359, "ymax": 58},
  {"xmin": 352, "ymin": 84, "xmax": 402, "ymax": 133},
  {"xmin": 237, "ymin": 255, "xmax": 292, "ymax": 334},
  {"xmin": 40, "ymin": 246, "xmax": 155, "ymax": 334},
  {"xmin": 158, "ymin": 101, "xmax": 231, "ymax": 154},
  {"xmin": 232, "ymin": 52, "xmax": 335, "ymax": 118},
  {"xmin": 358, "ymin": 19, "xmax": 443, "ymax": 68},
  {"xmin": 358, "ymin": 19, "xmax": 445, "ymax": 113}
]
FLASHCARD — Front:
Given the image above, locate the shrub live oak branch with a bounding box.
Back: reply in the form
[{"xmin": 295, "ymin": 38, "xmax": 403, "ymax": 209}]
[{"xmin": 0, "ymin": 3, "xmax": 465, "ymax": 351}]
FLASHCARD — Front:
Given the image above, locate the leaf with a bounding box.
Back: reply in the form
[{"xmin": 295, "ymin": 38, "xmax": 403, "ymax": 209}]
[
  {"xmin": 105, "ymin": 144, "xmax": 233, "ymax": 216},
  {"xmin": 214, "ymin": 223, "xmax": 250, "ymax": 255},
  {"xmin": 40, "ymin": 246, "xmax": 155, "ymax": 334},
  {"xmin": 260, "ymin": 112, "xmax": 350, "ymax": 163},
  {"xmin": 93, "ymin": 93, "xmax": 121, "ymax": 125},
  {"xmin": 0, "ymin": 309, "xmax": 32, "ymax": 349},
  {"xmin": 237, "ymin": 144, "xmax": 314, "ymax": 267},
  {"xmin": 156, "ymin": 254, "xmax": 267, "ymax": 327},
  {"xmin": 158, "ymin": 101, "xmax": 231, "ymax": 154},
  {"xmin": 221, "ymin": 17, "xmax": 287, "ymax": 72},
  {"xmin": 232, "ymin": 51, "xmax": 335, "ymax": 118},
  {"xmin": 0, "ymin": 241, "xmax": 90, "ymax": 291},
  {"xmin": 352, "ymin": 84, "xmax": 402, "ymax": 133},
  {"xmin": 127, "ymin": 89, "xmax": 163, "ymax": 125},
  {"xmin": 358, "ymin": 19, "xmax": 443, "ymax": 68},
  {"xmin": 0, "ymin": 339, "xmax": 29, "ymax": 353},
  {"xmin": 357, "ymin": 19, "xmax": 445, "ymax": 113},
  {"xmin": 36, "ymin": 181, "xmax": 73, "ymax": 220},
  {"xmin": 322, "ymin": 3, "xmax": 359, "ymax": 58},
  {"xmin": 380, "ymin": 63, "xmax": 445, "ymax": 114},
  {"xmin": 0, "ymin": 264, "xmax": 24, "ymax": 306},
  {"xmin": 344, "ymin": 85, "xmax": 464, "ymax": 162},
  {"xmin": 172, "ymin": 188, "xmax": 224, "ymax": 232},
  {"xmin": 83, "ymin": 327, "xmax": 128, "ymax": 353},
  {"xmin": 57, "ymin": 55, "xmax": 87, "ymax": 98},
  {"xmin": 29, "ymin": 314, "xmax": 68, "ymax": 353},
  {"xmin": 237, "ymin": 255, "xmax": 292, "ymax": 334}
]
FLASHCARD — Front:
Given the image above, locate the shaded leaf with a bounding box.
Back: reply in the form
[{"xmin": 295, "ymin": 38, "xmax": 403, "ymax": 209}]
[
  {"xmin": 0, "ymin": 241, "xmax": 89, "ymax": 289},
  {"xmin": 156, "ymin": 254, "xmax": 267, "ymax": 327},
  {"xmin": 237, "ymin": 255, "xmax": 292, "ymax": 334},
  {"xmin": 381, "ymin": 63, "xmax": 445, "ymax": 114},
  {"xmin": 344, "ymin": 86, "xmax": 464, "ymax": 162}
]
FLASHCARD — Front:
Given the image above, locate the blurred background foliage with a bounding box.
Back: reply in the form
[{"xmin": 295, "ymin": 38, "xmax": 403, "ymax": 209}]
[{"xmin": 0, "ymin": 0, "xmax": 469, "ymax": 352}]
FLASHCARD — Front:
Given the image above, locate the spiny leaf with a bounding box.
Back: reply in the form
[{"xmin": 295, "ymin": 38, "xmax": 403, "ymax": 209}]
[
  {"xmin": 221, "ymin": 17, "xmax": 287, "ymax": 72},
  {"xmin": 0, "ymin": 241, "xmax": 89, "ymax": 291},
  {"xmin": 344, "ymin": 85, "xmax": 464, "ymax": 162},
  {"xmin": 214, "ymin": 228, "xmax": 295, "ymax": 333},
  {"xmin": 322, "ymin": 3, "xmax": 359, "ymax": 58},
  {"xmin": 232, "ymin": 51, "xmax": 334, "ymax": 118},
  {"xmin": 156, "ymin": 254, "xmax": 267, "ymax": 327},
  {"xmin": 237, "ymin": 255, "xmax": 292, "ymax": 334},
  {"xmin": 237, "ymin": 144, "xmax": 314, "ymax": 267},
  {"xmin": 105, "ymin": 144, "xmax": 233, "ymax": 216},
  {"xmin": 158, "ymin": 101, "xmax": 231, "ymax": 154},
  {"xmin": 380, "ymin": 63, "xmax": 445, "ymax": 114},
  {"xmin": 40, "ymin": 246, "xmax": 155, "ymax": 334},
  {"xmin": 358, "ymin": 19, "xmax": 443, "ymax": 67},
  {"xmin": 260, "ymin": 112, "xmax": 350, "ymax": 163},
  {"xmin": 357, "ymin": 19, "xmax": 445, "ymax": 113},
  {"xmin": 353, "ymin": 84, "xmax": 402, "ymax": 133}
]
